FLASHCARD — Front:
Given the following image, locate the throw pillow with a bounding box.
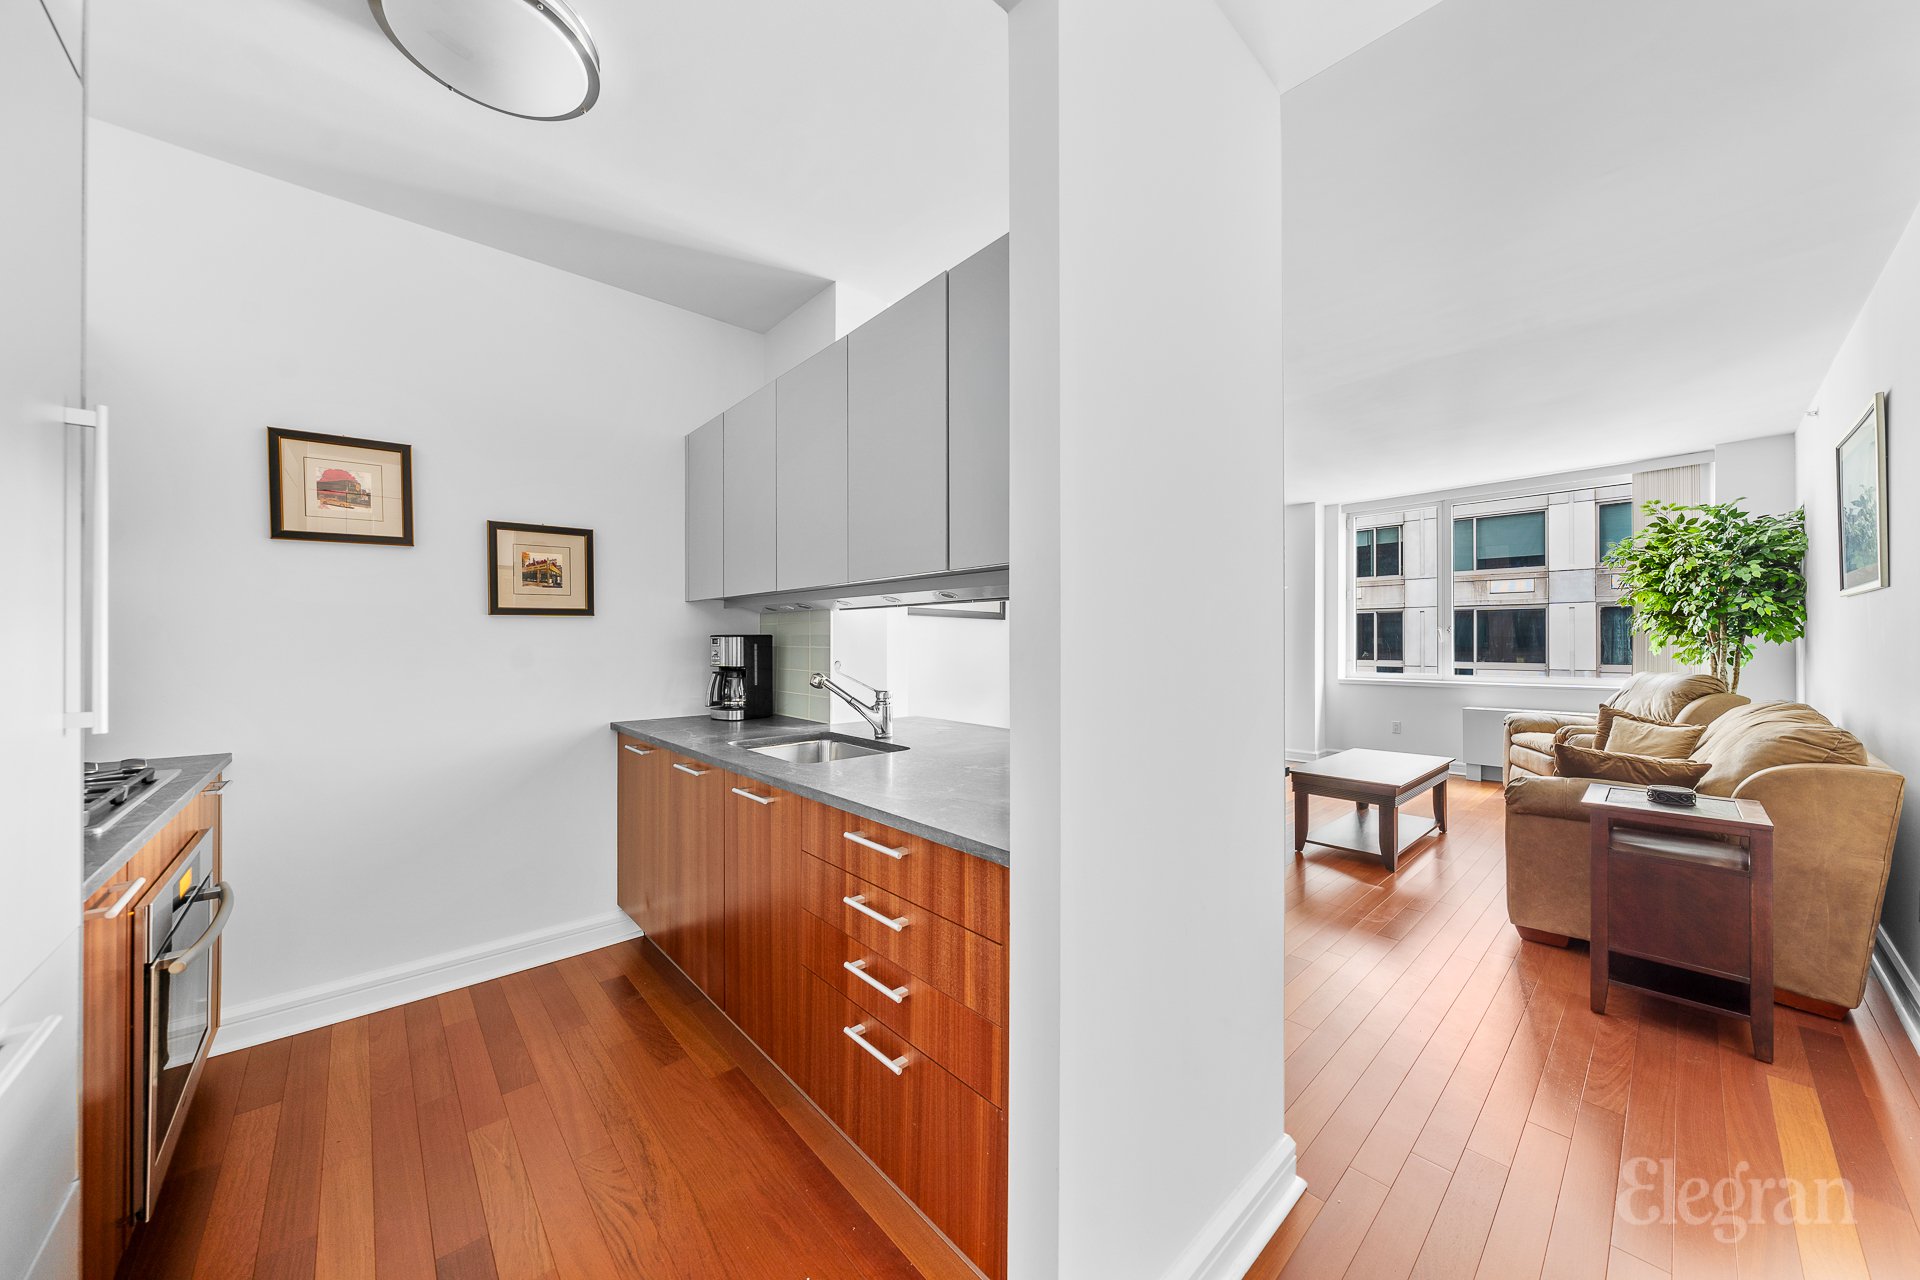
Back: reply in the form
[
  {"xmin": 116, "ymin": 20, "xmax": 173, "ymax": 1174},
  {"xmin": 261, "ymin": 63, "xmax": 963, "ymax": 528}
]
[
  {"xmin": 1605, "ymin": 716, "xmax": 1704, "ymax": 759},
  {"xmin": 1552, "ymin": 742, "xmax": 1711, "ymax": 788}
]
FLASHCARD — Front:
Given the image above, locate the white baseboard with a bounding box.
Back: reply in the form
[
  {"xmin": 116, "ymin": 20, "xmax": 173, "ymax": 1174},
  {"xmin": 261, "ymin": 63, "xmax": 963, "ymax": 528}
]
[
  {"xmin": 212, "ymin": 910, "xmax": 642, "ymax": 1055},
  {"xmin": 1157, "ymin": 1133, "xmax": 1306, "ymax": 1280},
  {"xmin": 1871, "ymin": 926, "xmax": 1920, "ymax": 1057}
]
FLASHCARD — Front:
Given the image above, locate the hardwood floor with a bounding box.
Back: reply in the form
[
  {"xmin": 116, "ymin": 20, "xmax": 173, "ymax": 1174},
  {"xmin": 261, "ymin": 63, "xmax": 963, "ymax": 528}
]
[
  {"xmin": 1248, "ymin": 778, "xmax": 1920, "ymax": 1280},
  {"xmin": 122, "ymin": 939, "xmax": 981, "ymax": 1280},
  {"xmin": 121, "ymin": 777, "xmax": 1920, "ymax": 1279}
]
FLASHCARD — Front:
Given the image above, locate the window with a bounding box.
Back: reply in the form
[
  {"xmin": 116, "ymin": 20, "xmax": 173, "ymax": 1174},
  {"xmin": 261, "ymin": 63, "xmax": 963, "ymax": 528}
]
[
  {"xmin": 1453, "ymin": 607, "xmax": 1547, "ymax": 674},
  {"xmin": 1355, "ymin": 524, "xmax": 1401, "ymax": 578},
  {"xmin": 1453, "ymin": 511, "xmax": 1546, "ymax": 571},
  {"xmin": 1356, "ymin": 610, "xmax": 1404, "ymax": 673},
  {"xmin": 1600, "ymin": 604, "xmax": 1633, "ymax": 669},
  {"xmin": 1598, "ymin": 502, "xmax": 1632, "ymax": 563}
]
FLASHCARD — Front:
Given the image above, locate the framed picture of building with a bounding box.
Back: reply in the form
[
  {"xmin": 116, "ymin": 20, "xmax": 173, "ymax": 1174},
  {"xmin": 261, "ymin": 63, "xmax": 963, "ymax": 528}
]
[
  {"xmin": 267, "ymin": 427, "xmax": 414, "ymax": 545},
  {"xmin": 1836, "ymin": 393, "xmax": 1889, "ymax": 595},
  {"xmin": 488, "ymin": 520, "xmax": 595, "ymax": 616}
]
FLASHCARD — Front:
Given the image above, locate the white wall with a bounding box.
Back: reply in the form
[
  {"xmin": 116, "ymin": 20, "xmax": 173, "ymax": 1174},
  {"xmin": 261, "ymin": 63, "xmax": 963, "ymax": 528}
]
[
  {"xmin": 763, "ymin": 282, "xmax": 840, "ymax": 381},
  {"xmin": 898, "ymin": 609, "xmax": 1011, "ymax": 727},
  {"xmin": 1711, "ymin": 433, "xmax": 1800, "ymax": 702},
  {"xmin": 1795, "ymin": 198, "xmax": 1920, "ymax": 989},
  {"xmin": 86, "ymin": 124, "xmax": 767, "ymax": 1033},
  {"xmin": 1009, "ymin": 3, "xmax": 1293, "ymax": 1277}
]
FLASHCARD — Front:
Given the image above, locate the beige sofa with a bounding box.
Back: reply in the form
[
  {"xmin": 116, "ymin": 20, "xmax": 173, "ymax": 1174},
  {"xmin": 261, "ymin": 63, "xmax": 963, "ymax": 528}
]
[
  {"xmin": 1504, "ymin": 671, "xmax": 1750, "ymax": 783},
  {"xmin": 1504, "ymin": 700, "xmax": 1906, "ymax": 1014}
]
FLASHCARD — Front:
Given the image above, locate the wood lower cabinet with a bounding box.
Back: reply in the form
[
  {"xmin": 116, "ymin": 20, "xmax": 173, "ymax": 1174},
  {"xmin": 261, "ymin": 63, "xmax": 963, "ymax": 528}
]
[
  {"xmin": 615, "ymin": 738, "xmax": 666, "ymax": 927},
  {"xmin": 722, "ymin": 775, "xmax": 804, "ymax": 1073},
  {"xmin": 82, "ymin": 777, "xmax": 225, "ymax": 1280},
  {"xmin": 615, "ymin": 740, "xmax": 1009, "ymax": 1278}
]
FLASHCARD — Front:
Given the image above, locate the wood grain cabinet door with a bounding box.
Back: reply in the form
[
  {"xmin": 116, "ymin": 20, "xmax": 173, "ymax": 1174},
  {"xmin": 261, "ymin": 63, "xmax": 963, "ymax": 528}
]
[
  {"xmin": 615, "ymin": 738, "xmax": 667, "ymax": 932},
  {"xmin": 723, "ymin": 774, "xmax": 803, "ymax": 1069},
  {"xmin": 661, "ymin": 754, "xmax": 727, "ymax": 1006}
]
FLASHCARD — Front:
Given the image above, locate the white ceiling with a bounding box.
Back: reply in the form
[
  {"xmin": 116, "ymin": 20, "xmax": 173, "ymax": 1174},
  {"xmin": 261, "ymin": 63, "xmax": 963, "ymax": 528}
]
[
  {"xmin": 87, "ymin": 0, "xmax": 1010, "ymax": 332},
  {"xmin": 1214, "ymin": 0, "xmax": 1445, "ymax": 93},
  {"xmin": 1283, "ymin": 0, "xmax": 1920, "ymax": 501}
]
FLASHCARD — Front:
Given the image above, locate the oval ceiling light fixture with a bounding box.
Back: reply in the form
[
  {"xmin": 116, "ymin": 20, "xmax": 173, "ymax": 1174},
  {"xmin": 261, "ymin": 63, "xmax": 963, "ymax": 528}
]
[{"xmin": 368, "ymin": 0, "xmax": 600, "ymax": 121}]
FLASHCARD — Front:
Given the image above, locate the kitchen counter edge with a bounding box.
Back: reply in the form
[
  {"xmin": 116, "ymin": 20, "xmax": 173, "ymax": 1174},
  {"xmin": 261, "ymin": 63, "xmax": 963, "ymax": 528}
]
[
  {"xmin": 83, "ymin": 753, "xmax": 232, "ymax": 898},
  {"xmin": 608, "ymin": 719, "xmax": 1008, "ymax": 867}
]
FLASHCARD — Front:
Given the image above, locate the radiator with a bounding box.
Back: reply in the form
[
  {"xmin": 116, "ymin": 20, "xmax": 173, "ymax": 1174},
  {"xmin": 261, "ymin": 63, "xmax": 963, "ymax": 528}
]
[{"xmin": 1461, "ymin": 706, "xmax": 1554, "ymax": 782}]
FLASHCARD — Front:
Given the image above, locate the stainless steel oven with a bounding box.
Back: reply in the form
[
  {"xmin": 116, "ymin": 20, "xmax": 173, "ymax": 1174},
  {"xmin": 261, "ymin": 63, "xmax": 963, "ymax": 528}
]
[{"xmin": 131, "ymin": 827, "xmax": 234, "ymax": 1219}]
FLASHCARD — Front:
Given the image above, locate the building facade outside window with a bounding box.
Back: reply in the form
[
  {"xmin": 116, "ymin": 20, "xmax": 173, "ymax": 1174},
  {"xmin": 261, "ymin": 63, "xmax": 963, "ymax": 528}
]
[{"xmin": 1347, "ymin": 476, "xmax": 1636, "ymax": 683}]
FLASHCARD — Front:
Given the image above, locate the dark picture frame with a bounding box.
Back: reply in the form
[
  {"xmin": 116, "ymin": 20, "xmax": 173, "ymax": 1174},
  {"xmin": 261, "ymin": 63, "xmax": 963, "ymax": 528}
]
[
  {"xmin": 267, "ymin": 426, "xmax": 414, "ymax": 545},
  {"xmin": 1836, "ymin": 392, "xmax": 1889, "ymax": 596},
  {"xmin": 487, "ymin": 520, "xmax": 596, "ymax": 616}
]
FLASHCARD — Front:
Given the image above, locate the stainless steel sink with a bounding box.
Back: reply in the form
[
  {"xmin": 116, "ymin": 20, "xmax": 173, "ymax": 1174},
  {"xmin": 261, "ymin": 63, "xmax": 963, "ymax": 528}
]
[{"xmin": 738, "ymin": 733, "xmax": 907, "ymax": 764}]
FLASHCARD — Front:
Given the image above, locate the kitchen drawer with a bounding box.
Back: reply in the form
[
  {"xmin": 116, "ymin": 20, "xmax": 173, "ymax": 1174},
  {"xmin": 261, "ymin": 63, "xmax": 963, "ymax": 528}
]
[
  {"xmin": 801, "ymin": 854, "xmax": 1006, "ymax": 1026},
  {"xmin": 802, "ymin": 804, "xmax": 1007, "ymax": 944},
  {"xmin": 799, "ymin": 909, "xmax": 1005, "ymax": 1107},
  {"xmin": 800, "ymin": 969, "xmax": 1006, "ymax": 1278}
]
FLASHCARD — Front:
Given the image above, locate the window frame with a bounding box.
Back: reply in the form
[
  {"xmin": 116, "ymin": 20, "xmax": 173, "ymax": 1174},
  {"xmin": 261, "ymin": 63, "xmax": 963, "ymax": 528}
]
[
  {"xmin": 1453, "ymin": 509, "xmax": 1549, "ymax": 573},
  {"xmin": 1451, "ymin": 605, "xmax": 1550, "ymax": 676},
  {"xmin": 1598, "ymin": 603, "xmax": 1634, "ymax": 673},
  {"xmin": 1354, "ymin": 522, "xmax": 1404, "ymax": 580},
  {"xmin": 1354, "ymin": 609, "xmax": 1406, "ymax": 675},
  {"xmin": 1597, "ymin": 500, "xmax": 1632, "ymax": 566}
]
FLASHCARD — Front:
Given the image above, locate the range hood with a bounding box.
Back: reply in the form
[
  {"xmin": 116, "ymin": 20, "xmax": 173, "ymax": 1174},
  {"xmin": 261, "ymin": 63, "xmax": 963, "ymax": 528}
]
[{"xmin": 742, "ymin": 568, "xmax": 1009, "ymax": 613}]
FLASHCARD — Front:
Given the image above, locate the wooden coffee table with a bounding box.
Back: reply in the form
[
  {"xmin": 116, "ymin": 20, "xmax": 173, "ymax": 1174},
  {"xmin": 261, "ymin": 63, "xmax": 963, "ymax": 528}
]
[{"xmin": 1287, "ymin": 749, "xmax": 1453, "ymax": 871}]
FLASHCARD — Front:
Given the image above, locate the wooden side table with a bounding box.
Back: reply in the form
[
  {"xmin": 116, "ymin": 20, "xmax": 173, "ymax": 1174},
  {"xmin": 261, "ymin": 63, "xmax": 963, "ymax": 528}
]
[{"xmin": 1582, "ymin": 784, "xmax": 1775, "ymax": 1062}]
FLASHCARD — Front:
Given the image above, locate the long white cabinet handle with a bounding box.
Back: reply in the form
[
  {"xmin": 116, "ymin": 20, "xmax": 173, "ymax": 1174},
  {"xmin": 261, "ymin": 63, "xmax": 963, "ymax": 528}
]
[
  {"xmin": 843, "ymin": 959, "xmax": 908, "ymax": 1003},
  {"xmin": 622, "ymin": 744, "xmax": 653, "ymax": 756},
  {"xmin": 63, "ymin": 405, "xmax": 108, "ymax": 732},
  {"xmin": 843, "ymin": 1023, "xmax": 908, "ymax": 1075},
  {"xmin": 85, "ymin": 877, "xmax": 146, "ymax": 921},
  {"xmin": 842, "ymin": 894, "xmax": 908, "ymax": 932},
  {"xmin": 730, "ymin": 787, "xmax": 774, "ymax": 806},
  {"xmin": 843, "ymin": 831, "xmax": 906, "ymax": 860},
  {"xmin": 672, "ymin": 763, "xmax": 709, "ymax": 777}
]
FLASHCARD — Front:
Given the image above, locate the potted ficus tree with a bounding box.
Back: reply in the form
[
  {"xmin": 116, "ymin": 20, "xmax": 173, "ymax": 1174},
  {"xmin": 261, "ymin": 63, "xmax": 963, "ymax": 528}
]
[{"xmin": 1600, "ymin": 500, "xmax": 1809, "ymax": 693}]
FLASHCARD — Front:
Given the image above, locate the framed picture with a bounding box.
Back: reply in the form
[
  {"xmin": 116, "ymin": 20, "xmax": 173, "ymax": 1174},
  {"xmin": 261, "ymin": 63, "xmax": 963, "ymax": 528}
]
[
  {"xmin": 488, "ymin": 520, "xmax": 595, "ymax": 616},
  {"xmin": 267, "ymin": 427, "xmax": 414, "ymax": 545},
  {"xmin": 1836, "ymin": 392, "xmax": 1889, "ymax": 595}
]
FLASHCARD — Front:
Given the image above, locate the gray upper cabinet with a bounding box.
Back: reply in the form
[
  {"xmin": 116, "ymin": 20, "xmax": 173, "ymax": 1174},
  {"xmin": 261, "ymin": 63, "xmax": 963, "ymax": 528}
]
[
  {"xmin": 848, "ymin": 273, "xmax": 949, "ymax": 583},
  {"xmin": 775, "ymin": 338, "xmax": 849, "ymax": 590},
  {"xmin": 722, "ymin": 383, "xmax": 777, "ymax": 596},
  {"xmin": 685, "ymin": 416, "xmax": 724, "ymax": 601},
  {"xmin": 946, "ymin": 236, "xmax": 1010, "ymax": 570}
]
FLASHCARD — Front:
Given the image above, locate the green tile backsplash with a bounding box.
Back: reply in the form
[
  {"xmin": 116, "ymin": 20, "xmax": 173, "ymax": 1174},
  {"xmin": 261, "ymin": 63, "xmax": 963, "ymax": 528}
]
[{"xmin": 760, "ymin": 611, "xmax": 831, "ymax": 722}]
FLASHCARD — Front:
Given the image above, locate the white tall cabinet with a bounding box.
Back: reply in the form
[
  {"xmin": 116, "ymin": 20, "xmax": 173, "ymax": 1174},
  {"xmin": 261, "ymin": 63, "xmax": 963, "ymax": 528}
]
[{"xmin": 0, "ymin": 2, "xmax": 85, "ymax": 1276}]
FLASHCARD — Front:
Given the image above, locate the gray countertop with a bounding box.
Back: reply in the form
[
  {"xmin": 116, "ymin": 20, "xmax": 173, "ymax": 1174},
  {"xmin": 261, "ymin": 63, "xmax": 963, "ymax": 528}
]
[
  {"xmin": 83, "ymin": 753, "xmax": 231, "ymax": 897},
  {"xmin": 607, "ymin": 716, "xmax": 1009, "ymax": 865}
]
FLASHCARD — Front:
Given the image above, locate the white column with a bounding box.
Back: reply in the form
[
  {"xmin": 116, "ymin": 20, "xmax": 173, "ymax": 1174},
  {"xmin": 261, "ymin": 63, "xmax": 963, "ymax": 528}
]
[{"xmin": 1009, "ymin": 2, "xmax": 1296, "ymax": 1276}]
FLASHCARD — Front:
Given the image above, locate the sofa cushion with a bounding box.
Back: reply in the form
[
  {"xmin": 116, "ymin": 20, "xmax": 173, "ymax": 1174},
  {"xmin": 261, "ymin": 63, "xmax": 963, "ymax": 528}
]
[
  {"xmin": 1692, "ymin": 701, "xmax": 1870, "ymax": 797},
  {"xmin": 1509, "ymin": 743, "xmax": 1556, "ymax": 778},
  {"xmin": 1603, "ymin": 714, "xmax": 1704, "ymax": 759},
  {"xmin": 1553, "ymin": 742, "xmax": 1711, "ymax": 787},
  {"xmin": 1606, "ymin": 671, "xmax": 1732, "ymax": 723},
  {"xmin": 1512, "ymin": 731, "xmax": 1558, "ymax": 755}
]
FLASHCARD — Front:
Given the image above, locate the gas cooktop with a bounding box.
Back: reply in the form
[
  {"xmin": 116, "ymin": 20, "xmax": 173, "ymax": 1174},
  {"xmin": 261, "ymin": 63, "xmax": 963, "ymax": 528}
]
[{"xmin": 83, "ymin": 758, "xmax": 182, "ymax": 839}]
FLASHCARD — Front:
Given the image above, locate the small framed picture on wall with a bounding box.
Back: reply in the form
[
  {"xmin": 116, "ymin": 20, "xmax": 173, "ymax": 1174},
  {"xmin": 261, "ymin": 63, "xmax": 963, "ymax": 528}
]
[
  {"xmin": 1836, "ymin": 392, "xmax": 1889, "ymax": 595},
  {"xmin": 267, "ymin": 427, "xmax": 414, "ymax": 545},
  {"xmin": 487, "ymin": 520, "xmax": 595, "ymax": 616}
]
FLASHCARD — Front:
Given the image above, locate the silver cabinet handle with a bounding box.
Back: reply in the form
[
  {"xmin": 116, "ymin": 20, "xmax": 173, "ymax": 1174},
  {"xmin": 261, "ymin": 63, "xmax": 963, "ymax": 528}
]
[
  {"xmin": 622, "ymin": 744, "xmax": 653, "ymax": 756},
  {"xmin": 85, "ymin": 876, "xmax": 146, "ymax": 921},
  {"xmin": 843, "ymin": 831, "xmax": 906, "ymax": 860},
  {"xmin": 730, "ymin": 787, "xmax": 774, "ymax": 806},
  {"xmin": 205, "ymin": 779, "xmax": 232, "ymax": 794},
  {"xmin": 842, "ymin": 894, "xmax": 908, "ymax": 932},
  {"xmin": 843, "ymin": 1023, "xmax": 908, "ymax": 1075},
  {"xmin": 63, "ymin": 405, "xmax": 109, "ymax": 732},
  {"xmin": 672, "ymin": 763, "xmax": 709, "ymax": 777},
  {"xmin": 843, "ymin": 959, "xmax": 908, "ymax": 1003},
  {"xmin": 158, "ymin": 882, "xmax": 236, "ymax": 974}
]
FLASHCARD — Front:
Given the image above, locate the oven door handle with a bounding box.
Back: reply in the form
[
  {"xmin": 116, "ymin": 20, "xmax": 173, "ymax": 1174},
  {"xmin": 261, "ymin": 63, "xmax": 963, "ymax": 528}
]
[{"xmin": 158, "ymin": 883, "xmax": 236, "ymax": 975}]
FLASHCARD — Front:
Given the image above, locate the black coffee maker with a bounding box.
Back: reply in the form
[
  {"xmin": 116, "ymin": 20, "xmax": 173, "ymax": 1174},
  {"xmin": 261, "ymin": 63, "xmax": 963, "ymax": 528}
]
[{"xmin": 707, "ymin": 634, "xmax": 773, "ymax": 721}]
